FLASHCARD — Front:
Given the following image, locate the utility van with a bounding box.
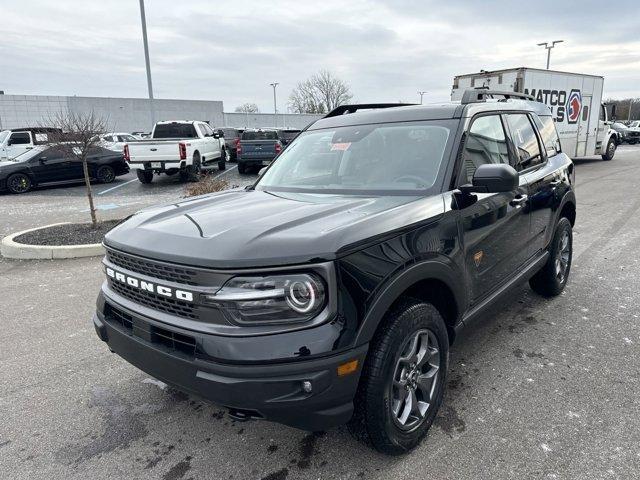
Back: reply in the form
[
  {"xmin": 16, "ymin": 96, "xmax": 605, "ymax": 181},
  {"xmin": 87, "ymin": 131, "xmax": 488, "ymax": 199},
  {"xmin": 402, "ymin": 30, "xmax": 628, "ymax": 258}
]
[{"xmin": 451, "ymin": 67, "xmax": 617, "ymax": 161}]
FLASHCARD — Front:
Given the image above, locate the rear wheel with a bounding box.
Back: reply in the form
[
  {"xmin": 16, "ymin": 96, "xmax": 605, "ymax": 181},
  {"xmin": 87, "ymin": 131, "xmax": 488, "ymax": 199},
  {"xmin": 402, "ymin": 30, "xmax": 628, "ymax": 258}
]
[
  {"xmin": 96, "ymin": 165, "xmax": 116, "ymax": 183},
  {"xmin": 529, "ymin": 217, "xmax": 572, "ymax": 297},
  {"xmin": 218, "ymin": 149, "xmax": 227, "ymax": 171},
  {"xmin": 238, "ymin": 162, "xmax": 248, "ymax": 174},
  {"xmin": 602, "ymin": 138, "xmax": 616, "ymax": 161},
  {"xmin": 349, "ymin": 300, "xmax": 448, "ymax": 455},
  {"xmin": 180, "ymin": 154, "xmax": 201, "ymax": 182},
  {"xmin": 136, "ymin": 169, "xmax": 154, "ymax": 184},
  {"xmin": 7, "ymin": 173, "xmax": 32, "ymax": 194}
]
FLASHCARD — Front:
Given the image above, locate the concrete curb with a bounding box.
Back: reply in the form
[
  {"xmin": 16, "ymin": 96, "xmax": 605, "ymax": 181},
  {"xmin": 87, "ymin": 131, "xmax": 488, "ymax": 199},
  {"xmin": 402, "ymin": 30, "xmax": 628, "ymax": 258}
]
[{"xmin": 1, "ymin": 222, "xmax": 105, "ymax": 260}]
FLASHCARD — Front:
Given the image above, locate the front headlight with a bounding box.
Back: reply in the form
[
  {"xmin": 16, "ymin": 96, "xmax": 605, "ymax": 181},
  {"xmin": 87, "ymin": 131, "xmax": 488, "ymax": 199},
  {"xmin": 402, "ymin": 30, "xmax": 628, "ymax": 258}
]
[{"xmin": 204, "ymin": 273, "xmax": 326, "ymax": 325}]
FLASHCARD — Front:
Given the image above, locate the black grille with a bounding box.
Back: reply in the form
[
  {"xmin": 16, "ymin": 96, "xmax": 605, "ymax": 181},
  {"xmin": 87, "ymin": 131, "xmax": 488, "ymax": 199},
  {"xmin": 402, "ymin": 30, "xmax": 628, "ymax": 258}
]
[
  {"xmin": 110, "ymin": 280, "xmax": 197, "ymax": 319},
  {"xmin": 106, "ymin": 249, "xmax": 198, "ymax": 285},
  {"xmin": 104, "ymin": 303, "xmax": 196, "ymax": 359}
]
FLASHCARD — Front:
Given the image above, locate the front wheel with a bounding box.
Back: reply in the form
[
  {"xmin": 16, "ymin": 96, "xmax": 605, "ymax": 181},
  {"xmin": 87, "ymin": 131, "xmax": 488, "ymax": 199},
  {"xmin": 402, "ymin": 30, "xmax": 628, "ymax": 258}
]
[
  {"xmin": 7, "ymin": 173, "xmax": 32, "ymax": 194},
  {"xmin": 96, "ymin": 165, "xmax": 116, "ymax": 183},
  {"xmin": 348, "ymin": 300, "xmax": 448, "ymax": 455},
  {"xmin": 529, "ymin": 217, "xmax": 573, "ymax": 297},
  {"xmin": 602, "ymin": 138, "xmax": 616, "ymax": 161}
]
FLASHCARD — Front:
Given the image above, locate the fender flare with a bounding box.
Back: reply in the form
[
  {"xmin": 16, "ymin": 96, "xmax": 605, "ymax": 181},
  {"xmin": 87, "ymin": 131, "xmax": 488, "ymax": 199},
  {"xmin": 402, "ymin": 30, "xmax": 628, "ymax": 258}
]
[
  {"xmin": 353, "ymin": 258, "xmax": 466, "ymax": 346},
  {"xmin": 555, "ymin": 189, "xmax": 576, "ymax": 225}
]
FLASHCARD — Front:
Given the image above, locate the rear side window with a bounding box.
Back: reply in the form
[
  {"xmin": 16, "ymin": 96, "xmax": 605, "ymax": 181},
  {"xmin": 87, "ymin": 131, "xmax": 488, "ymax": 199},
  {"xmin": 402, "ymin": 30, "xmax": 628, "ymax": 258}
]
[
  {"xmin": 462, "ymin": 115, "xmax": 509, "ymax": 183},
  {"xmin": 222, "ymin": 129, "xmax": 238, "ymax": 138},
  {"xmin": 10, "ymin": 132, "xmax": 31, "ymax": 145},
  {"xmin": 533, "ymin": 115, "xmax": 561, "ymax": 156},
  {"xmin": 153, "ymin": 123, "xmax": 198, "ymax": 139},
  {"xmin": 241, "ymin": 131, "xmax": 278, "ymax": 140},
  {"xmin": 505, "ymin": 114, "xmax": 542, "ymax": 170}
]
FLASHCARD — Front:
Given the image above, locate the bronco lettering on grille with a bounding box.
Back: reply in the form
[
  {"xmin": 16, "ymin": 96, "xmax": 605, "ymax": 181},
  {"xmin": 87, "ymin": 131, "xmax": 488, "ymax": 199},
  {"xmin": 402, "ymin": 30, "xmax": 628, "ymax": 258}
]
[{"xmin": 106, "ymin": 267, "xmax": 194, "ymax": 302}]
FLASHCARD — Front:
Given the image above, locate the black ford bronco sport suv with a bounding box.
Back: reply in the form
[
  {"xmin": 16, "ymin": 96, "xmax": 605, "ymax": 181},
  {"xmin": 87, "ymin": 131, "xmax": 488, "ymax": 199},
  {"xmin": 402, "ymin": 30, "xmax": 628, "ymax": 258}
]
[{"xmin": 93, "ymin": 90, "xmax": 576, "ymax": 454}]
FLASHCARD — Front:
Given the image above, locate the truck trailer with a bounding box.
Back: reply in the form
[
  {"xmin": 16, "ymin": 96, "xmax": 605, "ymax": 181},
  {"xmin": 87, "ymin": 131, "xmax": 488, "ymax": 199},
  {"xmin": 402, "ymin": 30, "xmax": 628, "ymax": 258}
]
[{"xmin": 451, "ymin": 67, "xmax": 617, "ymax": 161}]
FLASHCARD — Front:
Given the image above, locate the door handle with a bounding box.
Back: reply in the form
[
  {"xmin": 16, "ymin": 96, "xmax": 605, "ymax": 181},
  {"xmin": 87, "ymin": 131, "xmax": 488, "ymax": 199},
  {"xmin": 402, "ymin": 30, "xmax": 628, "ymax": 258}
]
[{"xmin": 510, "ymin": 194, "xmax": 528, "ymax": 207}]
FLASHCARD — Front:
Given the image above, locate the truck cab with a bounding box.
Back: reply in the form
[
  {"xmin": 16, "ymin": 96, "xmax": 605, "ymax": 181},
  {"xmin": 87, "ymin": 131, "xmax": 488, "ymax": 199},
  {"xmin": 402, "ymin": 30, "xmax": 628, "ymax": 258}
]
[{"xmin": 0, "ymin": 128, "xmax": 60, "ymax": 161}]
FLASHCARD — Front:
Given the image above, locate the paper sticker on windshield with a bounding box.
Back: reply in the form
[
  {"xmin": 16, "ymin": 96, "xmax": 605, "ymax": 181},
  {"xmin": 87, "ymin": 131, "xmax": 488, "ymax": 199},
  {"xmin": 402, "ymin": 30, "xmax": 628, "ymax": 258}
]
[{"xmin": 331, "ymin": 142, "xmax": 351, "ymax": 151}]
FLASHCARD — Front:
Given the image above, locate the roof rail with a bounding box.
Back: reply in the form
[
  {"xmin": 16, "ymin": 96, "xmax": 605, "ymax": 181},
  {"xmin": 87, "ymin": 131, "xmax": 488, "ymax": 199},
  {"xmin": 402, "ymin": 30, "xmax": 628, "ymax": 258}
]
[
  {"xmin": 323, "ymin": 103, "xmax": 415, "ymax": 118},
  {"xmin": 461, "ymin": 88, "xmax": 534, "ymax": 104}
]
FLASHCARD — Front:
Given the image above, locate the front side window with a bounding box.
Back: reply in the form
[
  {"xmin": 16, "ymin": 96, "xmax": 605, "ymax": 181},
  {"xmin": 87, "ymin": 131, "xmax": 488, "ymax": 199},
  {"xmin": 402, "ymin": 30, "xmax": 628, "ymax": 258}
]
[
  {"xmin": 256, "ymin": 120, "xmax": 455, "ymax": 195},
  {"xmin": 505, "ymin": 114, "xmax": 542, "ymax": 170},
  {"xmin": 10, "ymin": 132, "xmax": 31, "ymax": 145},
  {"xmin": 461, "ymin": 115, "xmax": 509, "ymax": 183},
  {"xmin": 533, "ymin": 115, "xmax": 561, "ymax": 156}
]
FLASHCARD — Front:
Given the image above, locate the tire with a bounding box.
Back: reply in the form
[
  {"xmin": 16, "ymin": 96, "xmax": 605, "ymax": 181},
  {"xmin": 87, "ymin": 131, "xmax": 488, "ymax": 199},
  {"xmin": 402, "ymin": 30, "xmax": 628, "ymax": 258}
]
[
  {"xmin": 180, "ymin": 154, "xmax": 202, "ymax": 182},
  {"xmin": 136, "ymin": 169, "xmax": 154, "ymax": 184},
  {"xmin": 348, "ymin": 300, "xmax": 449, "ymax": 455},
  {"xmin": 218, "ymin": 149, "xmax": 227, "ymax": 171},
  {"xmin": 602, "ymin": 138, "xmax": 616, "ymax": 161},
  {"xmin": 96, "ymin": 165, "xmax": 116, "ymax": 183},
  {"xmin": 7, "ymin": 173, "xmax": 32, "ymax": 194},
  {"xmin": 238, "ymin": 162, "xmax": 247, "ymax": 174},
  {"xmin": 529, "ymin": 217, "xmax": 573, "ymax": 297}
]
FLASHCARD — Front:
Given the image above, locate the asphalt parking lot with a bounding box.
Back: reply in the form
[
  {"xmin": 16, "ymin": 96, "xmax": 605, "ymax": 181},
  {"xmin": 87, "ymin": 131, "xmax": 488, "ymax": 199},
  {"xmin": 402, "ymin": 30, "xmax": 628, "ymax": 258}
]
[{"xmin": 1, "ymin": 147, "xmax": 639, "ymax": 480}]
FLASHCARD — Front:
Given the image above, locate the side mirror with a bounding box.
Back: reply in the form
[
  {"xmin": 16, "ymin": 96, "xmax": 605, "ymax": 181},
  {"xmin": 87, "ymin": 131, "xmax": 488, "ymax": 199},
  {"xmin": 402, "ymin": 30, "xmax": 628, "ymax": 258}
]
[
  {"xmin": 461, "ymin": 163, "xmax": 518, "ymax": 194},
  {"xmin": 7, "ymin": 139, "xmax": 14, "ymax": 146},
  {"xmin": 213, "ymin": 133, "xmax": 220, "ymax": 139},
  {"xmin": 39, "ymin": 157, "xmax": 48, "ymax": 163}
]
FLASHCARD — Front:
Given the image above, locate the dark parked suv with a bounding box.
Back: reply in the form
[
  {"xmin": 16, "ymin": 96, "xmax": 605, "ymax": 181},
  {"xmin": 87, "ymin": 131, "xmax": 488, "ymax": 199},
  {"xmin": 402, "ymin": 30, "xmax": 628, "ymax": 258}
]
[{"xmin": 93, "ymin": 91, "xmax": 576, "ymax": 454}]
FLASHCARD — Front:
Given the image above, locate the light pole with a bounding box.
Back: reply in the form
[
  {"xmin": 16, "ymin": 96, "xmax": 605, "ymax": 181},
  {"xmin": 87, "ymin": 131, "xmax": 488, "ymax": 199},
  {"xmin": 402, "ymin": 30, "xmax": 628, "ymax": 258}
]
[
  {"xmin": 139, "ymin": 0, "xmax": 155, "ymax": 128},
  {"xmin": 417, "ymin": 91, "xmax": 427, "ymax": 104},
  {"xmin": 537, "ymin": 40, "xmax": 564, "ymax": 70},
  {"xmin": 628, "ymin": 99, "xmax": 636, "ymax": 122},
  {"xmin": 270, "ymin": 82, "xmax": 279, "ymax": 128}
]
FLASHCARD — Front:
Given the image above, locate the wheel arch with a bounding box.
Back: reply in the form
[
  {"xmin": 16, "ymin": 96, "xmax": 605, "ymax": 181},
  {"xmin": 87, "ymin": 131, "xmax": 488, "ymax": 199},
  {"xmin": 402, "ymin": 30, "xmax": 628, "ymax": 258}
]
[{"xmin": 354, "ymin": 259, "xmax": 466, "ymax": 347}]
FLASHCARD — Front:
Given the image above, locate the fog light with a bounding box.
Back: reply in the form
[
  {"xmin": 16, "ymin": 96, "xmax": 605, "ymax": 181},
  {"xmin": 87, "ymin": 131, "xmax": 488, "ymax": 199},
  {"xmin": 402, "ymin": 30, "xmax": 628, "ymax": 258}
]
[{"xmin": 302, "ymin": 381, "xmax": 312, "ymax": 393}]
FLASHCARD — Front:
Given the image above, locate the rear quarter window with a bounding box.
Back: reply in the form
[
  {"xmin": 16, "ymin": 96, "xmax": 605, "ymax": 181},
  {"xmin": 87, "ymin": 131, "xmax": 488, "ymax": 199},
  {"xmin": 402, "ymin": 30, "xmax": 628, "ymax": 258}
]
[{"xmin": 533, "ymin": 115, "xmax": 561, "ymax": 156}]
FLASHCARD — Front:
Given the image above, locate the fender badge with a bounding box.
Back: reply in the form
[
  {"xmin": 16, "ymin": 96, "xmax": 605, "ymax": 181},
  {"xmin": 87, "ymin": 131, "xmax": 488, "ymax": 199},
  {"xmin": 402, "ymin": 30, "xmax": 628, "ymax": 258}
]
[{"xmin": 473, "ymin": 251, "xmax": 484, "ymax": 267}]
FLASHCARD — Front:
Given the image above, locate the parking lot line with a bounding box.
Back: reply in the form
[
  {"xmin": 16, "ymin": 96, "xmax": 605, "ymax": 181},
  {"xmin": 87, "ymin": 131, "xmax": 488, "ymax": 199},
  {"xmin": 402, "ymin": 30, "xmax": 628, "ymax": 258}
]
[
  {"xmin": 210, "ymin": 164, "xmax": 238, "ymax": 179},
  {"xmin": 97, "ymin": 178, "xmax": 138, "ymax": 195}
]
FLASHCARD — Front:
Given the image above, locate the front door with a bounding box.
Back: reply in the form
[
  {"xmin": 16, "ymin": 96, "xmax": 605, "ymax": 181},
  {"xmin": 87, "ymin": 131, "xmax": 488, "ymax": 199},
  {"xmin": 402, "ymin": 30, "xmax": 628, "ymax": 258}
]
[
  {"xmin": 456, "ymin": 113, "xmax": 531, "ymax": 303},
  {"xmin": 28, "ymin": 148, "xmax": 75, "ymax": 183},
  {"xmin": 6, "ymin": 131, "xmax": 33, "ymax": 159}
]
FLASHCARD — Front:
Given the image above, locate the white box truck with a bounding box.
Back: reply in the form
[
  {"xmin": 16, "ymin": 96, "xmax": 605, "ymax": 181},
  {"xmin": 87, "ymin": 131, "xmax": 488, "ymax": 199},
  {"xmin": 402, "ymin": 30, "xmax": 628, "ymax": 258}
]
[{"xmin": 451, "ymin": 67, "xmax": 618, "ymax": 161}]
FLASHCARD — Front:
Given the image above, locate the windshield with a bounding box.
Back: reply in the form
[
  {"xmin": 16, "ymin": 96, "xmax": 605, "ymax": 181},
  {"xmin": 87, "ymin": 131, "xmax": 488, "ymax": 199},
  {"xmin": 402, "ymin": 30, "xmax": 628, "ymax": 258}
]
[
  {"xmin": 10, "ymin": 146, "xmax": 47, "ymax": 162},
  {"xmin": 256, "ymin": 120, "xmax": 455, "ymax": 195},
  {"xmin": 0, "ymin": 130, "xmax": 9, "ymax": 144}
]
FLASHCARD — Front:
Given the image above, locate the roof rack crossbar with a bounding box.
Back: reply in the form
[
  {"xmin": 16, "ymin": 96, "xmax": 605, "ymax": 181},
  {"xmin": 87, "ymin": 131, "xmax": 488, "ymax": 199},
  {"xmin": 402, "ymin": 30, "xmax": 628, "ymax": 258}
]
[
  {"xmin": 461, "ymin": 88, "xmax": 534, "ymax": 104},
  {"xmin": 323, "ymin": 103, "xmax": 415, "ymax": 118}
]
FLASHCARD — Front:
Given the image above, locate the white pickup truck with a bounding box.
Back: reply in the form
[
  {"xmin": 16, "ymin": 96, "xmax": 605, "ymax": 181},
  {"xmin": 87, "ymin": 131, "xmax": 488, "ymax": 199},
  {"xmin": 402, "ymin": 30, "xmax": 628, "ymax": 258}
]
[{"xmin": 124, "ymin": 120, "xmax": 226, "ymax": 183}]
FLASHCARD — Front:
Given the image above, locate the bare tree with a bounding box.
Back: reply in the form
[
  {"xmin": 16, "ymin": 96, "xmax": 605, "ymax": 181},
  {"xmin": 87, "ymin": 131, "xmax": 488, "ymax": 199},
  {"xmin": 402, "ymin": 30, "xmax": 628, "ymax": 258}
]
[
  {"xmin": 235, "ymin": 102, "xmax": 260, "ymax": 113},
  {"xmin": 288, "ymin": 70, "xmax": 353, "ymax": 114},
  {"xmin": 45, "ymin": 110, "xmax": 108, "ymax": 228}
]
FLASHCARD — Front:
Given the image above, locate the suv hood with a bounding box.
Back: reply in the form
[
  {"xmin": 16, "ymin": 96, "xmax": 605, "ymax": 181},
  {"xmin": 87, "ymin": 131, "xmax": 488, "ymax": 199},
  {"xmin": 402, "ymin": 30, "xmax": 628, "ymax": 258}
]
[{"xmin": 105, "ymin": 190, "xmax": 445, "ymax": 268}]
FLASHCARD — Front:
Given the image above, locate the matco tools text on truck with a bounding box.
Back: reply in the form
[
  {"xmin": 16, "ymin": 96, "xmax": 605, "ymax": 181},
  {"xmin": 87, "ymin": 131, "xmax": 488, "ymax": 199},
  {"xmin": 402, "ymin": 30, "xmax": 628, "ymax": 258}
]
[{"xmin": 451, "ymin": 67, "xmax": 618, "ymax": 161}]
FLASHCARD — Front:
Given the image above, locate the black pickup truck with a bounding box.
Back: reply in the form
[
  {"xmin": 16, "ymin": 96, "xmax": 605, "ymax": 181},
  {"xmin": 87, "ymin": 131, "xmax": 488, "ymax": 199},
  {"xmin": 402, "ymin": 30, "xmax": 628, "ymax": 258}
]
[{"xmin": 93, "ymin": 91, "xmax": 576, "ymax": 454}]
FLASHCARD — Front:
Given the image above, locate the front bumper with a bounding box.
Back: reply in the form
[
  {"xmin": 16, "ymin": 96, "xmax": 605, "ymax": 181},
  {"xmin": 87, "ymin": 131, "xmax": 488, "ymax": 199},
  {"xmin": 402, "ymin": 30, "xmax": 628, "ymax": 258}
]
[{"xmin": 93, "ymin": 299, "xmax": 367, "ymax": 431}]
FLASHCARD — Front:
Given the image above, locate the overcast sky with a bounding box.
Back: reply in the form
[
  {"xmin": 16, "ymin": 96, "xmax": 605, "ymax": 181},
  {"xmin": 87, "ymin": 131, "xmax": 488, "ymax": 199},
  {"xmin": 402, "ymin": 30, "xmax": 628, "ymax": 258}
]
[{"xmin": 1, "ymin": 1, "xmax": 638, "ymax": 112}]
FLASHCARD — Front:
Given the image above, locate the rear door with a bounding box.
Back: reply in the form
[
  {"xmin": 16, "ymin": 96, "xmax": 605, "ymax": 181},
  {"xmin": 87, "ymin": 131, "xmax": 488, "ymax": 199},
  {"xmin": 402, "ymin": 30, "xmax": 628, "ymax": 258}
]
[
  {"xmin": 457, "ymin": 113, "xmax": 531, "ymax": 303},
  {"xmin": 576, "ymin": 95, "xmax": 592, "ymax": 156}
]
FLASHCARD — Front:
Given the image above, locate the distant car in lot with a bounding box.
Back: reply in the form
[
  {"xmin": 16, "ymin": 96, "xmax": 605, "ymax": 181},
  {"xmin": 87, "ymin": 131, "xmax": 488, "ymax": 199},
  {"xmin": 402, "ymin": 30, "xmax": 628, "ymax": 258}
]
[
  {"xmin": 98, "ymin": 132, "xmax": 139, "ymax": 152},
  {"xmin": 237, "ymin": 129, "xmax": 284, "ymax": 174},
  {"xmin": 629, "ymin": 120, "xmax": 640, "ymax": 129},
  {"xmin": 280, "ymin": 129, "xmax": 301, "ymax": 147},
  {"xmin": 0, "ymin": 127, "xmax": 62, "ymax": 161},
  {"xmin": 131, "ymin": 131, "xmax": 151, "ymax": 139},
  {"xmin": 125, "ymin": 120, "xmax": 226, "ymax": 184},
  {"xmin": 0, "ymin": 145, "xmax": 129, "ymax": 194},
  {"xmin": 217, "ymin": 128, "xmax": 243, "ymax": 162},
  {"xmin": 610, "ymin": 122, "xmax": 639, "ymax": 145}
]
